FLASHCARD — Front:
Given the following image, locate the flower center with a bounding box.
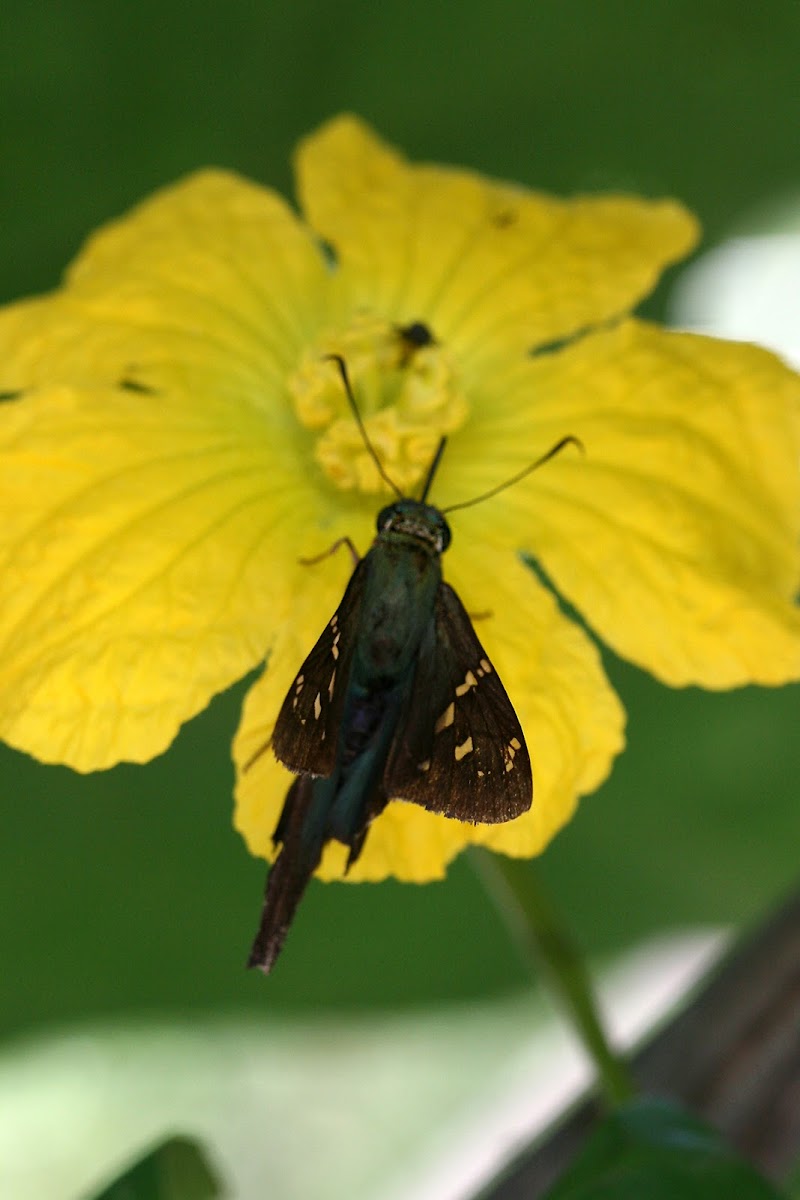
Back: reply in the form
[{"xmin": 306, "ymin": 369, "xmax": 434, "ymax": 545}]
[{"xmin": 288, "ymin": 314, "xmax": 468, "ymax": 495}]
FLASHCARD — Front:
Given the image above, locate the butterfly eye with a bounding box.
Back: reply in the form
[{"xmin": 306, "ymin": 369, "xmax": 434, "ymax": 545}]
[{"xmin": 376, "ymin": 504, "xmax": 396, "ymax": 532}]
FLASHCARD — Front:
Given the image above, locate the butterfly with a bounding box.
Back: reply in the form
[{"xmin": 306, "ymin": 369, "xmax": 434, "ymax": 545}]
[{"xmin": 247, "ymin": 351, "xmax": 580, "ymax": 972}]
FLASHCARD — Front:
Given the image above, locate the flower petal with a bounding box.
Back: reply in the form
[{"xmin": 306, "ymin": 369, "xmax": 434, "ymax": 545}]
[
  {"xmin": 0, "ymin": 378, "xmax": 324, "ymax": 769},
  {"xmin": 65, "ymin": 169, "xmax": 330, "ymax": 378},
  {"xmin": 295, "ymin": 115, "xmax": 698, "ymax": 372},
  {"xmin": 233, "ymin": 545, "xmax": 625, "ymax": 881},
  {"xmin": 462, "ymin": 320, "xmax": 800, "ymax": 686},
  {"xmin": 0, "ymin": 172, "xmax": 339, "ymax": 770}
]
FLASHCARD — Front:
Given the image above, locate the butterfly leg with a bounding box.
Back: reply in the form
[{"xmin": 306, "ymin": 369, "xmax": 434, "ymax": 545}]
[
  {"xmin": 242, "ymin": 737, "xmax": 273, "ymax": 773},
  {"xmin": 299, "ymin": 536, "xmax": 361, "ymax": 569}
]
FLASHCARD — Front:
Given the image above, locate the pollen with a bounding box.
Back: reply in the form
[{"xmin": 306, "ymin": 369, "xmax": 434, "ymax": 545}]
[{"xmin": 288, "ymin": 313, "xmax": 469, "ymax": 496}]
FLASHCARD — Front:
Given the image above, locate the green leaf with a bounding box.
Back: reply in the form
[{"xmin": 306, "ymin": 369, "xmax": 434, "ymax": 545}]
[
  {"xmin": 92, "ymin": 1135, "xmax": 223, "ymax": 1200},
  {"xmin": 544, "ymin": 1098, "xmax": 788, "ymax": 1200}
]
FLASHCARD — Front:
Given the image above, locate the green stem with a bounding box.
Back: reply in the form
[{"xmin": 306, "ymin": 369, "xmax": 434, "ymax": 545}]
[{"xmin": 470, "ymin": 848, "xmax": 636, "ymax": 1107}]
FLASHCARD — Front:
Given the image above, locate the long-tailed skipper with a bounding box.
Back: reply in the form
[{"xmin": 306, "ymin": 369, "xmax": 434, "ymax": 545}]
[{"xmin": 248, "ymin": 345, "xmax": 579, "ymax": 972}]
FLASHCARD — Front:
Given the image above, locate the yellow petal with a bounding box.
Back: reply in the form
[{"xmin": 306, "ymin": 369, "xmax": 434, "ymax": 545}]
[
  {"xmin": 0, "ymin": 171, "xmax": 339, "ymax": 770},
  {"xmin": 233, "ymin": 542, "xmax": 625, "ymax": 881},
  {"xmin": 296, "ymin": 115, "xmax": 698, "ymax": 372},
  {"xmin": 65, "ymin": 169, "xmax": 330, "ymax": 374},
  {"xmin": 463, "ymin": 320, "xmax": 800, "ymax": 687},
  {"xmin": 3, "ymin": 172, "xmax": 330, "ymax": 401},
  {"xmin": 0, "ymin": 378, "xmax": 326, "ymax": 769}
]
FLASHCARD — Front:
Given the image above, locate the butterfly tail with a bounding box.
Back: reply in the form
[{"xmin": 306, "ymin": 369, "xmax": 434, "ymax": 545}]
[
  {"xmin": 248, "ymin": 689, "xmax": 402, "ymax": 973},
  {"xmin": 247, "ymin": 774, "xmax": 326, "ymax": 974}
]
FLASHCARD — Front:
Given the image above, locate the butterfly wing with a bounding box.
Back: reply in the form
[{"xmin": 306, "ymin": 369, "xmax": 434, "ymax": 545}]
[
  {"xmin": 272, "ymin": 558, "xmax": 368, "ymax": 778},
  {"xmin": 384, "ymin": 582, "xmax": 532, "ymax": 823}
]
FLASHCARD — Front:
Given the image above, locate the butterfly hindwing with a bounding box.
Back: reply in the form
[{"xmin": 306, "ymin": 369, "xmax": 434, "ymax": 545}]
[
  {"xmin": 384, "ymin": 582, "xmax": 532, "ymax": 823},
  {"xmin": 271, "ymin": 559, "xmax": 367, "ymax": 778}
]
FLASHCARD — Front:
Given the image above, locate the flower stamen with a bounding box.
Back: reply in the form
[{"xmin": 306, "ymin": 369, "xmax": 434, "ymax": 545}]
[{"xmin": 288, "ymin": 314, "xmax": 468, "ymax": 495}]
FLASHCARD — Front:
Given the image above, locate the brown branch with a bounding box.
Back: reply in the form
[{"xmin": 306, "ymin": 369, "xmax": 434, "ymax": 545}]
[{"xmin": 479, "ymin": 884, "xmax": 800, "ymax": 1198}]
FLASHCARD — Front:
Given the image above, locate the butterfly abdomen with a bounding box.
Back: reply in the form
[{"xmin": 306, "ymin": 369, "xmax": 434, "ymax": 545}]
[
  {"xmin": 247, "ymin": 774, "xmax": 325, "ymax": 972},
  {"xmin": 336, "ymin": 682, "xmax": 392, "ymax": 768}
]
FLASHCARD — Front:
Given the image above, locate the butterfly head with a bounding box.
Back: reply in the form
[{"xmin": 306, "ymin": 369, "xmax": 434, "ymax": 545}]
[{"xmin": 376, "ymin": 499, "xmax": 452, "ymax": 555}]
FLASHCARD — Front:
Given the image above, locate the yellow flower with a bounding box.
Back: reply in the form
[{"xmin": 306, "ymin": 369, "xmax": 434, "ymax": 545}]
[{"xmin": 1, "ymin": 115, "xmax": 799, "ymax": 887}]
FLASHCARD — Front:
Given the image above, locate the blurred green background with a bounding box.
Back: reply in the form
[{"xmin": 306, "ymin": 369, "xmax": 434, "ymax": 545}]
[{"xmin": 2, "ymin": 0, "xmax": 799, "ymax": 1036}]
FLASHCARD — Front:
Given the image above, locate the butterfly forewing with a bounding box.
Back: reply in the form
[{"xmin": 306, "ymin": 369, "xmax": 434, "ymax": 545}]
[
  {"xmin": 272, "ymin": 559, "xmax": 367, "ymax": 778},
  {"xmin": 384, "ymin": 583, "xmax": 532, "ymax": 823}
]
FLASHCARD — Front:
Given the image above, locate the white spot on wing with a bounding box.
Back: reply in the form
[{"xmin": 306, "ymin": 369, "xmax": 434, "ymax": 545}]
[
  {"xmin": 503, "ymin": 739, "xmax": 520, "ymax": 771},
  {"xmin": 314, "ymin": 692, "xmax": 322, "ymax": 720},
  {"xmin": 454, "ymin": 736, "xmax": 474, "ymax": 760},
  {"xmin": 455, "ymin": 670, "xmax": 478, "ymax": 697},
  {"xmin": 434, "ymin": 702, "xmax": 455, "ymax": 733}
]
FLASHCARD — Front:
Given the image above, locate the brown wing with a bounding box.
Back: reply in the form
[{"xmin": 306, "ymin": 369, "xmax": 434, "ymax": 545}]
[
  {"xmin": 383, "ymin": 583, "xmax": 532, "ymax": 823},
  {"xmin": 271, "ymin": 559, "xmax": 367, "ymax": 777}
]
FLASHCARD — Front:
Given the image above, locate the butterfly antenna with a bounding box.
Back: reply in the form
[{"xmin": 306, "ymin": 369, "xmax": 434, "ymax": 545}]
[
  {"xmin": 419, "ymin": 436, "xmax": 448, "ymax": 502},
  {"xmin": 441, "ymin": 435, "xmax": 584, "ymax": 515},
  {"xmin": 325, "ymin": 354, "xmax": 403, "ymax": 499}
]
